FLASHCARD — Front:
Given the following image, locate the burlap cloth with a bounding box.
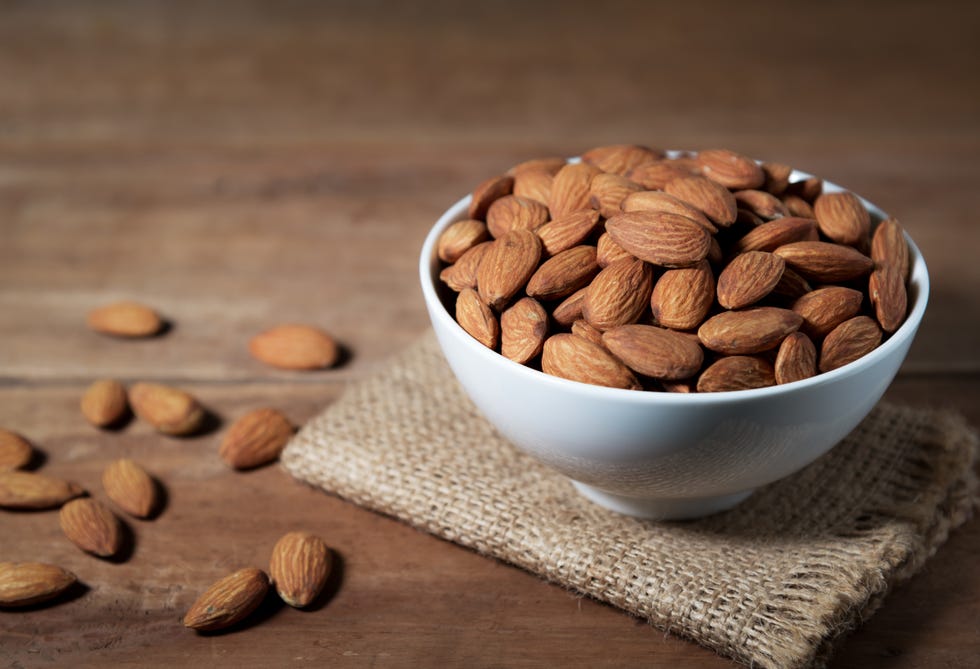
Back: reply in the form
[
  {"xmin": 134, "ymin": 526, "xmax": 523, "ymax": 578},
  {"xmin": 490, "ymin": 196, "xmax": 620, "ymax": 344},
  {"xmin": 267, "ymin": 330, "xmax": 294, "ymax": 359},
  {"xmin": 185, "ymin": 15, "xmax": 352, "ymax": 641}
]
[{"xmin": 281, "ymin": 331, "xmax": 979, "ymax": 669}]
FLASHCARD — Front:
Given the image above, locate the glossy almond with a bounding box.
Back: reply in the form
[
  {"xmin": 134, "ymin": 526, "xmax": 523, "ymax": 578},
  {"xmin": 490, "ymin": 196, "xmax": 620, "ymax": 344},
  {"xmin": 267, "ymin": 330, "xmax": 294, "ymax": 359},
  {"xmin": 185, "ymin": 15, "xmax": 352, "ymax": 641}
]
[
  {"xmin": 439, "ymin": 240, "xmax": 491, "ymax": 292},
  {"xmin": 456, "ymin": 288, "xmax": 500, "ymax": 349},
  {"xmin": 436, "ymin": 219, "xmax": 489, "ymax": 263},
  {"xmin": 0, "ymin": 429, "xmax": 33, "ymax": 471},
  {"xmin": 696, "ymin": 149, "xmax": 765, "ymax": 189},
  {"xmin": 774, "ymin": 332, "xmax": 817, "ymax": 384},
  {"xmin": 791, "ymin": 287, "xmax": 864, "ymax": 339},
  {"xmin": 761, "ymin": 162, "xmax": 793, "ymax": 195},
  {"xmin": 621, "ymin": 190, "xmax": 717, "ymax": 233},
  {"xmin": 219, "ymin": 408, "xmax": 295, "ymax": 470},
  {"xmin": 501, "ymin": 297, "xmax": 548, "ymax": 364},
  {"xmin": 869, "ymin": 266, "xmax": 907, "ymax": 333},
  {"xmin": 183, "ymin": 567, "xmax": 270, "ymax": 631},
  {"xmin": 698, "ymin": 307, "xmax": 803, "ymax": 354},
  {"xmin": 486, "ymin": 195, "xmax": 550, "ymax": 238},
  {"xmin": 512, "ymin": 169, "xmax": 554, "ymax": 205},
  {"xmin": 814, "ymin": 191, "xmax": 871, "ymax": 247},
  {"xmin": 536, "ymin": 209, "xmax": 602, "ymax": 256},
  {"xmin": 468, "ymin": 174, "xmax": 514, "ymax": 220},
  {"xmin": 581, "ymin": 144, "xmax": 664, "ymax": 175},
  {"xmin": 782, "ymin": 194, "xmax": 815, "ymax": 218},
  {"xmin": 541, "ymin": 334, "xmax": 640, "ymax": 390},
  {"xmin": 0, "ymin": 471, "xmax": 84, "ymax": 509},
  {"xmin": 0, "ymin": 562, "xmax": 77, "ymax": 608},
  {"xmin": 596, "ymin": 232, "xmax": 632, "ymax": 268},
  {"xmin": 664, "ymin": 176, "xmax": 738, "ymax": 227},
  {"xmin": 269, "ymin": 532, "xmax": 332, "ymax": 609},
  {"xmin": 548, "ymin": 162, "xmax": 601, "ymax": 218},
  {"xmin": 819, "ymin": 316, "xmax": 882, "ymax": 372},
  {"xmin": 602, "ymin": 324, "xmax": 704, "ymax": 380},
  {"xmin": 526, "ymin": 245, "xmax": 599, "ymax": 301},
  {"xmin": 627, "ymin": 159, "xmax": 700, "ymax": 190},
  {"xmin": 80, "ymin": 379, "xmax": 129, "ymax": 428},
  {"xmin": 649, "ymin": 260, "xmax": 715, "ymax": 330},
  {"xmin": 129, "ymin": 382, "xmax": 205, "ymax": 436},
  {"xmin": 605, "ymin": 210, "xmax": 711, "ymax": 268},
  {"xmin": 871, "ymin": 217, "xmax": 910, "ymax": 280},
  {"xmin": 249, "ymin": 324, "xmax": 340, "ymax": 371},
  {"xmin": 732, "ymin": 217, "xmax": 817, "ymax": 254},
  {"xmin": 86, "ymin": 301, "xmax": 163, "ymax": 338},
  {"xmin": 588, "ymin": 173, "xmax": 643, "ymax": 218},
  {"xmin": 697, "ymin": 356, "xmax": 775, "ymax": 392},
  {"xmin": 551, "ymin": 286, "xmax": 589, "ymax": 327},
  {"xmin": 582, "ymin": 258, "xmax": 654, "ymax": 330},
  {"xmin": 774, "ymin": 241, "xmax": 873, "ymax": 282},
  {"xmin": 733, "ymin": 189, "xmax": 789, "ymax": 220},
  {"xmin": 102, "ymin": 458, "xmax": 158, "ymax": 518},
  {"xmin": 476, "ymin": 229, "xmax": 543, "ymax": 311},
  {"xmin": 716, "ymin": 251, "xmax": 785, "ymax": 309},
  {"xmin": 59, "ymin": 498, "xmax": 123, "ymax": 557}
]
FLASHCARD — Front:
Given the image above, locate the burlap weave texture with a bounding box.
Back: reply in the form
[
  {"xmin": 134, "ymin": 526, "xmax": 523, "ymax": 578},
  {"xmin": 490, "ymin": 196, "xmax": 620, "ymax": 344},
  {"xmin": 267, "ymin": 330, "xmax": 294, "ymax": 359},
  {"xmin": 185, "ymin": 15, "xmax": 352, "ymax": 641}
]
[{"xmin": 281, "ymin": 331, "xmax": 978, "ymax": 669}]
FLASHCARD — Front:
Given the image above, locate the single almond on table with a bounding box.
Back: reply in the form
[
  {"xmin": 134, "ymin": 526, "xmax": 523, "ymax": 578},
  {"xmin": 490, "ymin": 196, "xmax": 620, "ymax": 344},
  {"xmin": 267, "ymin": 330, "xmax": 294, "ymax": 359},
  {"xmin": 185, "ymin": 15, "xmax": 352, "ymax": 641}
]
[
  {"xmin": 663, "ymin": 175, "xmax": 738, "ymax": 227},
  {"xmin": 698, "ymin": 307, "xmax": 803, "ymax": 355},
  {"xmin": 525, "ymin": 245, "xmax": 599, "ymax": 301},
  {"xmin": 129, "ymin": 382, "xmax": 205, "ymax": 436},
  {"xmin": 0, "ymin": 471, "xmax": 84, "ymax": 509},
  {"xmin": 582, "ymin": 257, "xmax": 653, "ymax": 331},
  {"xmin": 541, "ymin": 334, "xmax": 640, "ymax": 390},
  {"xmin": 791, "ymin": 286, "xmax": 864, "ymax": 339},
  {"xmin": 249, "ymin": 324, "xmax": 340, "ymax": 371},
  {"xmin": 716, "ymin": 251, "xmax": 785, "ymax": 310},
  {"xmin": 605, "ymin": 210, "xmax": 711, "ymax": 268},
  {"xmin": 696, "ymin": 149, "xmax": 765, "ymax": 190},
  {"xmin": 183, "ymin": 567, "xmax": 270, "ymax": 632},
  {"xmin": 774, "ymin": 332, "xmax": 818, "ymax": 385},
  {"xmin": 774, "ymin": 241, "xmax": 873, "ymax": 282},
  {"xmin": 551, "ymin": 286, "xmax": 589, "ymax": 327},
  {"xmin": 596, "ymin": 231, "xmax": 632, "ymax": 268},
  {"xmin": 0, "ymin": 429, "xmax": 33, "ymax": 471},
  {"xmin": 627, "ymin": 159, "xmax": 700, "ymax": 190},
  {"xmin": 477, "ymin": 229, "xmax": 543, "ymax": 311},
  {"xmin": 486, "ymin": 194, "xmax": 550, "ymax": 238},
  {"xmin": 650, "ymin": 260, "xmax": 715, "ymax": 331},
  {"xmin": 548, "ymin": 162, "xmax": 601, "ymax": 218},
  {"xmin": 602, "ymin": 324, "xmax": 704, "ymax": 381},
  {"xmin": 733, "ymin": 189, "xmax": 789, "ymax": 220},
  {"xmin": 731, "ymin": 217, "xmax": 817, "ymax": 254},
  {"xmin": 871, "ymin": 217, "xmax": 910, "ymax": 280},
  {"xmin": 0, "ymin": 562, "xmax": 77, "ymax": 608},
  {"xmin": 536, "ymin": 209, "xmax": 601, "ymax": 256},
  {"xmin": 697, "ymin": 356, "xmax": 776, "ymax": 392},
  {"xmin": 86, "ymin": 301, "xmax": 163, "ymax": 338},
  {"xmin": 269, "ymin": 531, "xmax": 332, "ymax": 609},
  {"xmin": 439, "ymin": 240, "xmax": 491, "ymax": 292},
  {"xmin": 219, "ymin": 408, "xmax": 295, "ymax": 470},
  {"xmin": 869, "ymin": 265, "xmax": 908, "ymax": 334},
  {"xmin": 102, "ymin": 458, "xmax": 159, "ymax": 518},
  {"xmin": 436, "ymin": 219, "xmax": 489, "ymax": 263},
  {"xmin": 581, "ymin": 144, "xmax": 663, "ymax": 176},
  {"xmin": 468, "ymin": 174, "xmax": 514, "ymax": 220},
  {"xmin": 501, "ymin": 297, "xmax": 548, "ymax": 364},
  {"xmin": 761, "ymin": 162, "xmax": 793, "ymax": 195},
  {"xmin": 80, "ymin": 379, "xmax": 129, "ymax": 428},
  {"xmin": 814, "ymin": 191, "xmax": 871, "ymax": 248},
  {"xmin": 819, "ymin": 315, "xmax": 882, "ymax": 372},
  {"xmin": 621, "ymin": 190, "xmax": 717, "ymax": 233},
  {"xmin": 512, "ymin": 169, "xmax": 554, "ymax": 206},
  {"xmin": 59, "ymin": 498, "xmax": 123, "ymax": 558},
  {"xmin": 456, "ymin": 288, "xmax": 500, "ymax": 349},
  {"xmin": 588, "ymin": 173, "xmax": 643, "ymax": 219}
]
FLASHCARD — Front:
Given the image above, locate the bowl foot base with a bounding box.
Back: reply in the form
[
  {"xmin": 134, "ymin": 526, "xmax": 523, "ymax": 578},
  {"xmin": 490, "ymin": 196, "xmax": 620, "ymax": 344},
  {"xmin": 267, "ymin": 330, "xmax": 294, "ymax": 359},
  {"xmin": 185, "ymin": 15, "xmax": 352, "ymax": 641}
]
[{"xmin": 571, "ymin": 482, "xmax": 754, "ymax": 520}]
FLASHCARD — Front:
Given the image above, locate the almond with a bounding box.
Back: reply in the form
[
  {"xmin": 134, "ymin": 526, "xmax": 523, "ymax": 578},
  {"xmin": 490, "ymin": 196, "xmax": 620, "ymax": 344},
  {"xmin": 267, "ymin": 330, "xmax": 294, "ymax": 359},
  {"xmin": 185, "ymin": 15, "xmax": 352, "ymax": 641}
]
[
  {"xmin": 650, "ymin": 260, "xmax": 715, "ymax": 331},
  {"xmin": 512, "ymin": 169, "xmax": 554, "ymax": 206},
  {"xmin": 869, "ymin": 265, "xmax": 907, "ymax": 333},
  {"xmin": 552, "ymin": 286, "xmax": 589, "ymax": 327},
  {"xmin": 733, "ymin": 189, "xmax": 789, "ymax": 220},
  {"xmin": 791, "ymin": 287, "xmax": 865, "ymax": 339},
  {"xmin": 696, "ymin": 149, "xmax": 765, "ymax": 189},
  {"xmin": 506, "ymin": 156, "xmax": 566, "ymax": 177},
  {"xmin": 621, "ymin": 190, "xmax": 717, "ymax": 233},
  {"xmin": 698, "ymin": 307, "xmax": 803, "ymax": 354},
  {"xmin": 183, "ymin": 567, "xmax": 270, "ymax": 631},
  {"xmin": 129, "ymin": 382, "xmax": 205, "ymax": 436},
  {"xmin": 582, "ymin": 257, "xmax": 654, "ymax": 330},
  {"xmin": 570, "ymin": 319, "xmax": 604, "ymax": 347},
  {"xmin": 731, "ymin": 217, "xmax": 817, "ymax": 254},
  {"xmin": 486, "ymin": 194, "xmax": 550, "ymax": 238},
  {"xmin": 696, "ymin": 356, "xmax": 775, "ymax": 392},
  {"xmin": 536, "ymin": 209, "xmax": 602, "ymax": 256},
  {"xmin": 269, "ymin": 532, "xmax": 332, "ymax": 609},
  {"xmin": 774, "ymin": 332, "xmax": 817, "ymax": 384},
  {"xmin": 781, "ymin": 194, "xmax": 815, "ymax": 218},
  {"xmin": 716, "ymin": 251, "xmax": 785, "ymax": 309},
  {"xmin": 605, "ymin": 210, "xmax": 711, "ymax": 268},
  {"xmin": 549, "ymin": 162, "xmax": 601, "ymax": 217},
  {"xmin": 59, "ymin": 498, "xmax": 123, "ymax": 557},
  {"xmin": 627, "ymin": 159, "xmax": 700, "ymax": 190},
  {"xmin": 664, "ymin": 176, "xmax": 738, "ymax": 227},
  {"xmin": 0, "ymin": 471, "xmax": 84, "ymax": 509},
  {"xmin": 596, "ymin": 231, "xmax": 632, "ymax": 268},
  {"xmin": 501, "ymin": 297, "xmax": 548, "ymax": 364},
  {"xmin": 787, "ymin": 176, "xmax": 823, "ymax": 202},
  {"xmin": 814, "ymin": 191, "xmax": 871, "ymax": 248},
  {"xmin": 581, "ymin": 144, "xmax": 664, "ymax": 176},
  {"xmin": 0, "ymin": 562, "xmax": 77, "ymax": 608},
  {"xmin": 541, "ymin": 334, "xmax": 640, "ymax": 390},
  {"xmin": 456, "ymin": 288, "xmax": 500, "ymax": 349},
  {"xmin": 588, "ymin": 173, "xmax": 643, "ymax": 218},
  {"xmin": 219, "ymin": 408, "xmax": 295, "ymax": 470},
  {"xmin": 102, "ymin": 458, "xmax": 158, "ymax": 518},
  {"xmin": 770, "ymin": 266, "xmax": 813, "ymax": 301},
  {"xmin": 526, "ymin": 245, "xmax": 599, "ymax": 301},
  {"xmin": 80, "ymin": 379, "xmax": 129, "ymax": 428},
  {"xmin": 476, "ymin": 229, "xmax": 543, "ymax": 311},
  {"xmin": 871, "ymin": 217, "xmax": 910, "ymax": 280},
  {"xmin": 436, "ymin": 219, "xmax": 489, "ymax": 263},
  {"xmin": 761, "ymin": 162, "xmax": 793, "ymax": 195},
  {"xmin": 602, "ymin": 324, "xmax": 704, "ymax": 380},
  {"xmin": 819, "ymin": 316, "xmax": 882, "ymax": 372},
  {"xmin": 468, "ymin": 174, "xmax": 514, "ymax": 220},
  {"xmin": 86, "ymin": 301, "xmax": 163, "ymax": 338},
  {"xmin": 249, "ymin": 324, "xmax": 340, "ymax": 371},
  {"xmin": 439, "ymin": 240, "xmax": 491, "ymax": 292},
  {"xmin": 774, "ymin": 241, "xmax": 873, "ymax": 282},
  {"xmin": 0, "ymin": 429, "xmax": 33, "ymax": 471}
]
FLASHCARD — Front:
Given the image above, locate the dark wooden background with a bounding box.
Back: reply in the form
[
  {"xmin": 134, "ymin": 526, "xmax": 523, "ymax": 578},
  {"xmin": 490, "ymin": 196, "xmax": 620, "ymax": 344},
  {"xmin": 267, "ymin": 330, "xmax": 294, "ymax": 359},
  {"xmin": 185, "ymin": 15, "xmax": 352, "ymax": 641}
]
[{"xmin": 1, "ymin": 1, "xmax": 977, "ymax": 667}]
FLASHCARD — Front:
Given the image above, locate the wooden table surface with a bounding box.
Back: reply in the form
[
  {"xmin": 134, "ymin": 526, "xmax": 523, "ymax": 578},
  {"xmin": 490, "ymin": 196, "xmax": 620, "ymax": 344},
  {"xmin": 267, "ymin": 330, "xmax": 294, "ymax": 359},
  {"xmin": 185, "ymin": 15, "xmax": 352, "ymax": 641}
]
[{"xmin": 1, "ymin": 2, "xmax": 978, "ymax": 667}]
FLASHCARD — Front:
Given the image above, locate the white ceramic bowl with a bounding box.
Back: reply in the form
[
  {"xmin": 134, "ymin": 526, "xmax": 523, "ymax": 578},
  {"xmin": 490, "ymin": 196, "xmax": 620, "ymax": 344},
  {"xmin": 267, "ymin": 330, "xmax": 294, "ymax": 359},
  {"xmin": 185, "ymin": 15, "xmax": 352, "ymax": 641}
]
[{"xmin": 419, "ymin": 166, "xmax": 929, "ymax": 520}]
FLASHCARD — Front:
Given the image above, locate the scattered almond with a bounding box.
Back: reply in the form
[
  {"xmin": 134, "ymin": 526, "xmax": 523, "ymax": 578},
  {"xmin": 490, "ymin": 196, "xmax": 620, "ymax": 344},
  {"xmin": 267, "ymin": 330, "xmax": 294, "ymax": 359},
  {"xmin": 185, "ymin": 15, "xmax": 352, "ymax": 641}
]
[
  {"xmin": 80, "ymin": 379, "xmax": 129, "ymax": 428},
  {"xmin": 269, "ymin": 532, "xmax": 332, "ymax": 609},
  {"xmin": 0, "ymin": 429, "xmax": 33, "ymax": 471},
  {"xmin": 0, "ymin": 562, "xmax": 77, "ymax": 608},
  {"xmin": 102, "ymin": 458, "xmax": 159, "ymax": 518},
  {"xmin": 59, "ymin": 498, "xmax": 123, "ymax": 557},
  {"xmin": 86, "ymin": 301, "xmax": 163, "ymax": 338},
  {"xmin": 183, "ymin": 567, "xmax": 270, "ymax": 632},
  {"xmin": 0, "ymin": 471, "xmax": 84, "ymax": 509},
  {"xmin": 249, "ymin": 324, "xmax": 340, "ymax": 371},
  {"xmin": 129, "ymin": 382, "xmax": 205, "ymax": 436},
  {"xmin": 219, "ymin": 408, "xmax": 296, "ymax": 470}
]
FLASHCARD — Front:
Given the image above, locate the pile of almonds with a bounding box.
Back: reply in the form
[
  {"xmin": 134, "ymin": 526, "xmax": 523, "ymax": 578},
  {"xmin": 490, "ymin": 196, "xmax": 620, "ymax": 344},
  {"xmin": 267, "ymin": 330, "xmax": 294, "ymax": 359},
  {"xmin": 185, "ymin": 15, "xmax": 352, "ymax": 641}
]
[{"xmin": 439, "ymin": 145, "xmax": 911, "ymax": 392}]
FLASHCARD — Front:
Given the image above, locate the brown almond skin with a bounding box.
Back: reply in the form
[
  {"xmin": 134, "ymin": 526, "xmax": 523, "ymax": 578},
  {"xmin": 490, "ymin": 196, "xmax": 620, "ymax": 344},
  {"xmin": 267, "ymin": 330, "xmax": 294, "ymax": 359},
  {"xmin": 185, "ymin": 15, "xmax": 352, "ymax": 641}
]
[
  {"xmin": 605, "ymin": 210, "xmax": 711, "ymax": 268},
  {"xmin": 477, "ymin": 229, "xmax": 543, "ymax": 311},
  {"xmin": 696, "ymin": 149, "xmax": 765, "ymax": 190},
  {"xmin": 770, "ymin": 267, "xmax": 813, "ymax": 301},
  {"xmin": 602, "ymin": 324, "xmax": 704, "ymax": 380},
  {"xmin": 733, "ymin": 189, "xmax": 789, "ymax": 220},
  {"xmin": 775, "ymin": 332, "xmax": 818, "ymax": 385},
  {"xmin": 582, "ymin": 258, "xmax": 654, "ymax": 331},
  {"xmin": 697, "ymin": 356, "xmax": 776, "ymax": 392},
  {"xmin": 581, "ymin": 144, "xmax": 664, "ymax": 176},
  {"xmin": 596, "ymin": 232, "xmax": 632, "ymax": 268},
  {"xmin": 129, "ymin": 382, "xmax": 205, "ymax": 436},
  {"xmin": 536, "ymin": 209, "xmax": 602, "ymax": 256},
  {"xmin": 698, "ymin": 307, "xmax": 803, "ymax": 355},
  {"xmin": 621, "ymin": 190, "xmax": 717, "ymax": 233},
  {"xmin": 869, "ymin": 266, "xmax": 908, "ymax": 334},
  {"xmin": 664, "ymin": 176, "xmax": 738, "ymax": 227},
  {"xmin": 456, "ymin": 288, "xmax": 500, "ymax": 350},
  {"xmin": 59, "ymin": 498, "xmax": 123, "ymax": 558},
  {"xmin": 588, "ymin": 173, "xmax": 643, "ymax": 219},
  {"xmin": 183, "ymin": 567, "xmax": 270, "ymax": 632},
  {"xmin": 782, "ymin": 194, "xmax": 815, "ymax": 218},
  {"xmin": 814, "ymin": 191, "xmax": 871, "ymax": 248},
  {"xmin": 549, "ymin": 162, "xmax": 601, "ymax": 218},
  {"xmin": 787, "ymin": 176, "xmax": 823, "ymax": 202},
  {"xmin": 102, "ymin": 458, "xmax": 159, "ymax": 518},
  {"xmin": 269, "ymin": 532, "xmax": 332, "ymax": 609},
  {"xmin": 468, "ymin": 175, "xmax": 514, "ymax": 220},
  {"xmin": 439, "ymin": 240, "xmax": 491, "ymax": 292},
  {"xmin": 485, "ymin": 195, "xmax": 550, "ymax": 238},
  {"xmin": 0, "ymin": 562, "xmax": 77, "ymax": 608},
  {"xmin": 80, "ymin": 379, "xmax": 129, "ymax": 428},
  {"xmin": 0, "ymin": 429, "xmax": 33, "ymax": 471},
  {"xmin": 86, "ymin": 301, "xmax": 163, "ymax": 338},
  {"xmin": 506, "ymin": 156, "xmax": 567, "ymax": 177},
  {"xmin": 761, "ymin": 162, "xmax": 793, "ymax": 195},
  {"xmin": 249, "ymin": 325, "xmax": 340, "ymax": 371},
  {"xmin": 436, "ymin": 219, "xmax": 489, "ymax": 263},
  {"xmin": 512, "ymin": 169, "xmax": 554, "ymax": 206},
  {"xmin": 219, "ymin": 408, "xmax": 296, "ymax": 470},
  {"xmin": 551, "ymin": 286, "xmax": 589, "ymax": 327},
  {"xmin": 791, "ymin": 287, "xmax": 864, "ymax": 339},
  {"xmin": 774, "ymin": 241, "xmax": 873, "ymax": 282},
  {"xmin": 570, "ymin": 319, "xmax": 605, "ymax": 347},
  {"xmin": 542, "ymin": 334, "xmax": 640, "ymax": 390},
  {"xmin": 871, "ymin": 217, "xmax": 910, "ymax": 280},
  {"xmin": 732, "ymin": 217, "xmax": 817, "ymax": 254},
  {"xmin": 650, "ymin": 260, "xmax": 715, "ymax": 331},
  {"xmin": 819, "ymin": 316, "xmax": 882, "ymax": 372},
  {"xmin": 627, "ymin": 159, "xmax": 701, "ymax": 190},
  {"xmin": 500, "ymin": 297, "xmax": 548, "ymax": 364},
  {"xmin": 716, "ymin": 251, "xmax": 785, "ymax": 310},
  {"xmin": 0, "ymin": 471, "xmax": 84, "ymax": 509},
  {"xmin": 525, "ymin": 245, "xmax": 599, "ymax": 301}
]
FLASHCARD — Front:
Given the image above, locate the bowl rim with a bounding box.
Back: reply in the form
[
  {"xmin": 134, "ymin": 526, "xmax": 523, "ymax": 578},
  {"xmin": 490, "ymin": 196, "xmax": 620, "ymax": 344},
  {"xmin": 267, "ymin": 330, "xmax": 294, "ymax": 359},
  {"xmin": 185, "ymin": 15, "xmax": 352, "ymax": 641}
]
[{"xmin": 419, "ymin": 161, "xmax": 930, "ymax": 406}]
